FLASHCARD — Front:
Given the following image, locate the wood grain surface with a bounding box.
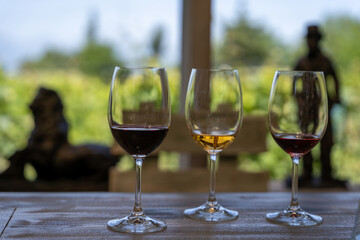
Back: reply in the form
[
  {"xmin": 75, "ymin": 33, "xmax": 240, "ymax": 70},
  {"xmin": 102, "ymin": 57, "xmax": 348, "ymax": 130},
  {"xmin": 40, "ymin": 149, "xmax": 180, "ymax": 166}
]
[
  {"xmin": 0, "ymin": 192, "xmax": 358, "ymax": 239},
  {"xmin": 109, "ymin": 168, "xmax": 269, "ymax": 192}
]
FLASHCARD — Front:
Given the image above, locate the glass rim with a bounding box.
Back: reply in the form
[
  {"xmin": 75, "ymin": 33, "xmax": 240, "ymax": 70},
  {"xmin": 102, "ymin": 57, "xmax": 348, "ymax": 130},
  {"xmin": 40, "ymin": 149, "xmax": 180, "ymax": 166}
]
[
  {"xmin": 114, "ymin": 66, "xmax": 166, "ymax": 71},
  {"xmin": 191, "ymin": 68, "xmax": 238, "ymax": 73},
  {"xmin": 275, "ymin": 70, "xmax": 324, "ymax": 74}
]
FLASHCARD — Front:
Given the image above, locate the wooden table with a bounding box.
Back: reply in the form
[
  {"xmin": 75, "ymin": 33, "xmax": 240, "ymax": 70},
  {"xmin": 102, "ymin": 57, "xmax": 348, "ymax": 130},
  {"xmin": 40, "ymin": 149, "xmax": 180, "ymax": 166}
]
[{"xmin": 0, "ymin": 192, "xmax": 358, "ymax": 239}]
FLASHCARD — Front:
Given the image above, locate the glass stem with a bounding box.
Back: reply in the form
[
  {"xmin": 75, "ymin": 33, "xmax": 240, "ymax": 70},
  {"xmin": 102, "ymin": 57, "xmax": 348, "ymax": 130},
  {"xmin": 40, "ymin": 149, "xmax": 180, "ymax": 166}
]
[
  {"xmin": 207, "ymin": 153, "xmax": 218, "ymax": 204},
  {"xmin": 133, "ymin": 158, "xmax": 144, "ymax": 215},
  {"xmin": 290, "ymin": 157, "xmax": 300, "ymax": 210}
]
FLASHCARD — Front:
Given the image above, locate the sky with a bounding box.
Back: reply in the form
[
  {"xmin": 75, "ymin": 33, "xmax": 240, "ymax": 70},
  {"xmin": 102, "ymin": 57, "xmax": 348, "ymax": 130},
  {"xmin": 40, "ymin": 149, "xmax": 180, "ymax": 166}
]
[{"xmin": 0, "ymin": 0, "xmax": 359, "ymax": 73}]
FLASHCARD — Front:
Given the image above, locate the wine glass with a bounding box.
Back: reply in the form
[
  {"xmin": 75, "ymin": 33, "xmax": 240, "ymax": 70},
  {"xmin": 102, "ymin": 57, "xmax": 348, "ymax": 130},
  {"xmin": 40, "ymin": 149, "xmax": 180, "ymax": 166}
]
[
  {"xmin": 184, "ymin": 68, "xmax": 243, "ymax": 221},
  {"xmin": 267, "ymin": 71, "xmax": 328, "ymax": 226},
  {"xmin": 107, "ymin": 67, "xmax": 170, "ymax": 233}
]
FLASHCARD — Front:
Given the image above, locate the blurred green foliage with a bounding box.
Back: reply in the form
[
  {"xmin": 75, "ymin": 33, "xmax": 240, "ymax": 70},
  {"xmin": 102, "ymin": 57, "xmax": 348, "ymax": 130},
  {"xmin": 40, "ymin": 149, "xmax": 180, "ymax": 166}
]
[
  {"xmin": 76, "ymin": 42, "xmax": 121, "ymax": 81},
  {"xmin": 1, "ymin": 61, "xmax": 360, "ymax": 183},
  {"xmin": 1, "ymin": 14, "xmax": 359, "ymax": 184},
  {"xmin": 236, "ymin": 63, "xmax": 360, "ymax": 183},
  {"xmin": 0, "ymin": 68, "xmax": 180, "ymax": 156},
  {"xmin": 0, "ymin": 70, "xmax": 111, "ymax": 152},
  {"xmin": 21, "ymin": 13, "xmax": 122, "ymax": 82},
  {"xmin": 214, "ymin": 14, "xmax": 287, "ymax": 67},
  {"xmin": 118, "ymin": 70, "xmax": 163, "ymax": 110},
  {"xmin": 210, "ymin": 73, "xmax": 241, "ymax": 112},
  {"xmin": 21, "ymin": 42, "xmax": 122, "ymax": 82}
]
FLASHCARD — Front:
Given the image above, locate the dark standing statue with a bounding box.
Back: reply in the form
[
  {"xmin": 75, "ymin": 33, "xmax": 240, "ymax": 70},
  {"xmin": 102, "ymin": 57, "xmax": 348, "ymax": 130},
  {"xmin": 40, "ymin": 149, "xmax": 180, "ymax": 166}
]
[
  {"xmin": 293, "ymin": 25, "xmax": 345, "ymax": 188},
  {"xmin": 1, "ymin": 87, "xmax": 118, "ymax": 182}
]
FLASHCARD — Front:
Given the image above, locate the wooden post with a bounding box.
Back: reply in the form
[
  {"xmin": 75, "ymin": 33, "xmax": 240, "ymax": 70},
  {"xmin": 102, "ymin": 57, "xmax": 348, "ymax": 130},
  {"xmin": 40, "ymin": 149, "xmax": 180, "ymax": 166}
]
[
  {"xmin": 180, "ymin": 0, "xmax": 211, "ymax": 169},
  {"xmin": 180, "ymin": 0, "xmax": 211, "ymax": 114}
]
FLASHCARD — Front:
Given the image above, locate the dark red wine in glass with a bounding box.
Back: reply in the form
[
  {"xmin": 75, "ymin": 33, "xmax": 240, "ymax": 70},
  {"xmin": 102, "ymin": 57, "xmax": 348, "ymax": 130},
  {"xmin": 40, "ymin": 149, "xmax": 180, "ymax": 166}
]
[
  {"xmin": 271, "ymin": 133, "xmax": 320, "ymax": 157},
  {"xmin": 111, "ymin": 125, "xmax": 168, "ymax": 157},
  {"xmin": 107, "ymin": 67, "xmax": 170, "ymax": 234},
  {"xmin": 266, "ymin": 71, "xmax": 328, "ymax": 226}
]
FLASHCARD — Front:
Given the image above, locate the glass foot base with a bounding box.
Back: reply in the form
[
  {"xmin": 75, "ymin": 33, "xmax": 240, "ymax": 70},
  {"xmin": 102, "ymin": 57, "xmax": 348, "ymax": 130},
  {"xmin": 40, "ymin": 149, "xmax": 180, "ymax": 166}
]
[
  {"xmin": 107, "ymin": 213, "xmax": 166, "ymax": 234},
  {"xmin": 266, "ymin": 208, "xmax": 322, "ymax": 226},
  {"xmin": 184, "ymin": 201, "xmax": 238, "ymax": 222}
]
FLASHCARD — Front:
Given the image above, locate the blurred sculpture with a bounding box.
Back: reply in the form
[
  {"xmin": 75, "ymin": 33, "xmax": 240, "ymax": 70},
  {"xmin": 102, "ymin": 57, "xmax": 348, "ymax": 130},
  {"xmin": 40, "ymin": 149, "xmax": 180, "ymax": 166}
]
[
  {"xmin": 294, "ymin": 72, "xmax": 321, "ymax": 134},
  {"xmin": 1, "ymin": 87, "xmax": 118, "ymax": 181},
  {"xmin": 293, "ymin": 25, "xmax": 345, "ymax": 188}
]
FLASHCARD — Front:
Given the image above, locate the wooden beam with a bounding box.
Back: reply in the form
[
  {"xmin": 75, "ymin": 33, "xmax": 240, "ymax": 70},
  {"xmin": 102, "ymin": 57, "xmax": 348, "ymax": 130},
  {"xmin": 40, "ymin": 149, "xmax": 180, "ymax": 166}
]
[{"xmin": 180, "ymin": 0, "xmax": 211, "ymax": 113}]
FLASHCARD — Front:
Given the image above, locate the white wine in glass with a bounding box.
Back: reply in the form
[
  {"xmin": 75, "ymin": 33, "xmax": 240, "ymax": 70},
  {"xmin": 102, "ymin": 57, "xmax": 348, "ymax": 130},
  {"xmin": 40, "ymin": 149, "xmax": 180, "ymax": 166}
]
[{"xmin": 184, "ymin": 68, "xmax": 243, "ymax": 222}]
